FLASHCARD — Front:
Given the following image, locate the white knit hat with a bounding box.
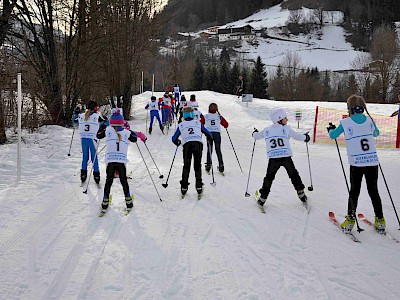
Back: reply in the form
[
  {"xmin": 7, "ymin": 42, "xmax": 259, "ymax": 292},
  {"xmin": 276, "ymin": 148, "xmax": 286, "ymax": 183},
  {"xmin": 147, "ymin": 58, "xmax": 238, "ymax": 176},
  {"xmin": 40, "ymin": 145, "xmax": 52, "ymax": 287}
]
[{"xmin": 270, "ymin": 108, "xmax": 287, "ymax": 124}]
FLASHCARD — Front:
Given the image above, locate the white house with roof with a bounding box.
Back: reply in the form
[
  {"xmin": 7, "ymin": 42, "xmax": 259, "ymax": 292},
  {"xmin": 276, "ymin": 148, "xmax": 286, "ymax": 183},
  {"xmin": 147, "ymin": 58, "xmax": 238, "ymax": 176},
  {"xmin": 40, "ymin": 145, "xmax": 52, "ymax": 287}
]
[{"xmin": 217, "ymin": 25, "xmax": 257, "ymax": 42}]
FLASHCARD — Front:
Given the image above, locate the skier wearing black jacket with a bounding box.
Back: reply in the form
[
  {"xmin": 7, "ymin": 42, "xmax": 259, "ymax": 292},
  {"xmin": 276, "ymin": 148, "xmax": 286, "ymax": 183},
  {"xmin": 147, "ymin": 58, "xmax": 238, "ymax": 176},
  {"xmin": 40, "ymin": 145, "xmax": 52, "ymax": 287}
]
[{"xmin": 172, "ymin": 106, "xmax": 213, "ymax": 196}]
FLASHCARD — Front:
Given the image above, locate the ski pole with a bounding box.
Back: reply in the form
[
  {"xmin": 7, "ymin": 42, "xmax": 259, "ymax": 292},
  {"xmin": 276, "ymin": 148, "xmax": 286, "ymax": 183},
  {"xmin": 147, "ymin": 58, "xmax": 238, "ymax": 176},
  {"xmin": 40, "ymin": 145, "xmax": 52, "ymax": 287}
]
[
  {"xmin": 208, "ymin": 140, "xmax": 216, "ymax": 187},
  {"xmin": 225, "ymin": 128, "xmax": 243, "ymax": 172},
  {"xmin": 143, "ymin": 142, "xmax": 164, "ymax": 179},
  {"xmin": 145, "ymin": 104, "xmax": 149, "ymax": 133},
  {"xmin": 83, "ymin": 142, "xmax": 105, "ymax": 194},
  {"xmin": 378, "ymin": 164, "xmax": 400, "ymax": 229},
  {"xmin": 332, "ymin": 132, "xmax": 363, "ymax": 232},
  {"xmin": 136, "ymin": 143, "xmax": 162, "ymax": 201},
  {"xmin": 245, "ymin": 137, "xmax": 256, "ymax": 197},
  {"xmin": 67, "ymin": 127, "xmax": 76, "ymax": 156},
  {"xmin": 162, "ymin": 145, "xmax": 179, "ymax": 188},
  {"xmin": 305, "ymin": 137, "xmax": 313, "ymax": 191}
]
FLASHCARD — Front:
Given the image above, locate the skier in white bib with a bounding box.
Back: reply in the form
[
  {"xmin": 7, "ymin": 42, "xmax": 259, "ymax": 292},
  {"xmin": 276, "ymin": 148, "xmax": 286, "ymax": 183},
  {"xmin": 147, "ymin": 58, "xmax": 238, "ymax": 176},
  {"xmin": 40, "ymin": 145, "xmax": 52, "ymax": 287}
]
[
  {"xmin": 171, "ymin": 106, "xmax": 213, "ymax": 196},
  {"xmin": 328, "ymin": 95, "xmax": 385, "ymax": 232},
  {"xmin": 252, "ymin": 108, "xmax": 310, "ymax": 208},
  {"xmin": 96, "ymin": 109, "xmax": 142, "ymax": 213},
  {"xmin": 77, "ymin": 100, "xmax": 106, "ymax": 185}
]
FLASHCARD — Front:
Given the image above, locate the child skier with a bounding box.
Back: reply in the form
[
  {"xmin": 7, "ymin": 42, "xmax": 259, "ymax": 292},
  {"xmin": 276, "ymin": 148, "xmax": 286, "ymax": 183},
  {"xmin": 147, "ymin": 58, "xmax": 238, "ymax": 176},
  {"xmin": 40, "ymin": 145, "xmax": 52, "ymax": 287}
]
[
  {"xmin": 200, "ymin": 103, "xmax": 229, "ymax": 174},
  {"xmin": 96, "ymin": 109, "xmax": 143, "ymax": 214},
  {"xmin": 145, "ymin": 96, "xmax": 164, "ymax": 134},
  {"xmin": 187, "ymin": 94, "xmax": 199, "ymax": 108},
  {"xmin": 171, "ymin": 106, "xmax": 213, "ymax": 197},
  {"xmin": 253, "ymin": 108, "xmax": 310, "ymax": 209},
  {"xmin": 327, "ymin": 95, "xmax": 385, "ymax": 232},
  {"xmin": 161, "ymin": 93, "xmax": 171, "ymax": 128},
  {"xmin": 177, "ymin": 95, "xmax": 187, "ymax": 123},
  {"xmin": 77, "ymin": 100, "xmax": 106, "ymax": 185}
]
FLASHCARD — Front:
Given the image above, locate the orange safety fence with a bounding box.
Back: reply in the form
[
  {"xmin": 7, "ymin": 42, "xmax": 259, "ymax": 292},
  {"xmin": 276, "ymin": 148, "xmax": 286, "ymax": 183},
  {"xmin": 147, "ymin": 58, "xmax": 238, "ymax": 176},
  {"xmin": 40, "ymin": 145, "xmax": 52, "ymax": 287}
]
[{"xmin": 313, "ymin": 106, "xmax": 398, "ymax": 148}]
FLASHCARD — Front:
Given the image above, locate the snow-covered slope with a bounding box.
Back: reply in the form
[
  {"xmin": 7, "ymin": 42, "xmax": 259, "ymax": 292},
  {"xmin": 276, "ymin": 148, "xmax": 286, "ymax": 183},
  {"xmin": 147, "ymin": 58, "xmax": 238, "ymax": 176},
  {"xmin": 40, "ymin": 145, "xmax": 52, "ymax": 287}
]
[
  {"xmin": 1, "ymin": 91, "xmax": 400, "ymax": 299},
  {"xmin": 186, "ymin": 3, "xmax": 365, "ymax": 72}
]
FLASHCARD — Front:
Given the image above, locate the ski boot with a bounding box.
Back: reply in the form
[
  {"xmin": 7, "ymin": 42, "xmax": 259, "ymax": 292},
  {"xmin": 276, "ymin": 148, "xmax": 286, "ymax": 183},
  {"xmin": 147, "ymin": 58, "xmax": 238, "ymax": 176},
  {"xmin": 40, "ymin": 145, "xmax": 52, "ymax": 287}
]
[
  {"xmin": 341, "ymin": 215, "xmax": 355, "ymax": 232},
  {"xmin": 255, "ymin": 190, "xmax": 266, "ymax": 213},
  {"xmin": 181, "ymin": 187, "xmax": 188, "ymax": 198},
  {"xmin": 148, "ymin": 127, "xmax": 152, "ymax": 134},
  {"xmin": 99, "ymin": 197, "xmax": 111, "ymax": 216},
  {"xmin": 93, "ymin": 171, "xmax": 101, "ymax": 184},
  {"xmin": 125, "ymin": 195, "xmax": 134, "ymax": 210},
  {"xmin": 205, "ymin": 164, "xmax": 211, "ymax": 174},
  {"xmin": 217, "ymin": 165, "xmax": 224, "ymax": 175},
  {"xmin": 374, "ymin": 216, "xmax": 386, "ymax": 233},
  {"xmin": 80, "ymin": 169, "xmax": 87, "ymax": 184},
  {"xmin": 297, "ymin": 189, "xmax": 307, "ymax": 203},
  {"xmin": 160, "ymin": 125, "xmax": 164, "ymax": 134}
]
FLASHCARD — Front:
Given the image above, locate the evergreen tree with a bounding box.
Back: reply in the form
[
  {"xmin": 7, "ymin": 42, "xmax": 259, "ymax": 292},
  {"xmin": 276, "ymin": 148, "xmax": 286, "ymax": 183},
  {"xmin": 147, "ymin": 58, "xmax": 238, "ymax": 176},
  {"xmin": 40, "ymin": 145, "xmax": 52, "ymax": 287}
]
[
  {"xmin": 346, "ymin": 74, "xmax": 358, "ymax": 96},
  {"xmin": 218, "ymin": 60, "xmax": 231, "ymax": 94},
  {"xmin": 229, "ymin": 62, "xmax": 240, "ymax": 94},
  {"xmin": 249, "ymin": 56, "xmax": 268, "ymax": 98},
  {"xmin": 204, "ymin": 64, "xmax": 219, "ymax": 92},
  {"xmin": 322, "ymin": 70, "xmax": 331, "ymax": 101},
  {"xmin": 190, "ymin": 56, "xmax": 204, "ymax": 90},
  {"xmin": 220, "ymin": 46, "xmax": 230, "ymax": 64}
]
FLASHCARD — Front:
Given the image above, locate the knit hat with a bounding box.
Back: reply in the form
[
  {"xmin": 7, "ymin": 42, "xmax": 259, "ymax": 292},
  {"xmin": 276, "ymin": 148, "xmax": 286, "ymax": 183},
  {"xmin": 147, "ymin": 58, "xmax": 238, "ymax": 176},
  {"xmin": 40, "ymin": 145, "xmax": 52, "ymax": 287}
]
[
  {"xmin": 270, "ymin": 108, "xmax": 287, "ymax": 124},
  {"xmin": 151, "ymin": 96, "xmax": 156, "ymax": 101},
  {"xmin": 182, "ymin": 106, "xmax": 194, "ymax": 120},
  {"xmin": 109, "ymin": 109, "xmax": 124, "ymax": 126},
  {"xmin": 87, "ymin": 100, "xmax": 98, "ymax": 111},
  {"xmin": 347, "ymin": 95, "xmax": 366, "ymax": 115},
  {"xmin": 190, "ymin": 94, "xmax": 196, "ymax": 101},
  {"xmin": 209, "ymin": 103, "xmax": 218, "ymax": 113}
]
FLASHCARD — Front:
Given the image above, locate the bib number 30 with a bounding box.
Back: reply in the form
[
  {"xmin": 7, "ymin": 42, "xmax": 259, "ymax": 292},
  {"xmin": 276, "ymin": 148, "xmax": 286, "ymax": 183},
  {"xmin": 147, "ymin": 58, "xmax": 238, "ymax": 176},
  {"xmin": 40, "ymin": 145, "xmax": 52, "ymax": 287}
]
[{"xmin": 270, "ymin": 138, "xmax": 284, "ymax": 148}]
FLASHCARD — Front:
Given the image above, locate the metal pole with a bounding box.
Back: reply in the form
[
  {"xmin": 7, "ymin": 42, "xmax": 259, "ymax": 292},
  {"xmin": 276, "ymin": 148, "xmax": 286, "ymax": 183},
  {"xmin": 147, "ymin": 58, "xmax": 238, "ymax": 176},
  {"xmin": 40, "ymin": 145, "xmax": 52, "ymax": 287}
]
[{"xmin": 17, "ymin": 73, "xmax": 22, "ymax": 182}]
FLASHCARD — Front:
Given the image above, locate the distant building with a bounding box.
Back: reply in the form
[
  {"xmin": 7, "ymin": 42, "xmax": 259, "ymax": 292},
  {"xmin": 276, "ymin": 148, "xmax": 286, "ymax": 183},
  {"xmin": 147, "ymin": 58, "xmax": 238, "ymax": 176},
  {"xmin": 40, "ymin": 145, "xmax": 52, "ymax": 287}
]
[{"xmin": 218, "ymin": 25, "xmax": 256, "ymax": 42}]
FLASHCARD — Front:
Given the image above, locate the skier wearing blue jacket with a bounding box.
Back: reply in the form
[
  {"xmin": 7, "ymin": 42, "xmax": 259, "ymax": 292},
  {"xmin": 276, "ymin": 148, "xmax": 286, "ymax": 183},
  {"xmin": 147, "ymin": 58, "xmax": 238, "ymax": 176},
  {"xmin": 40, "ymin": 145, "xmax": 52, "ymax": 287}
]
[
  {"xmin": 172, "ymin": 106, "xmax": 213, "ymax": 196},
  {"xmin": 327, "ymin": 94, "xmax": 385, "ymax": 233},
  {"xmin": 145, "ymin": 96, "xmax": 164, "ymax": 134}
]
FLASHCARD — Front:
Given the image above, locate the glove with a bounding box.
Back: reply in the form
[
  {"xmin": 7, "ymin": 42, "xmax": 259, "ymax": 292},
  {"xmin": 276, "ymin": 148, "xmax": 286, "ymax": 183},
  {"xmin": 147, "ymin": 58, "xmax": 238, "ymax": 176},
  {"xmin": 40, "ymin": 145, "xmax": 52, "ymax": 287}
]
[
  {"xmin": 136, "ymin": 131, "xmax": 147, "ymax": 142},
  {"xmin": 174, "ymin": 139, "xmax": 181, "ymax": 146},
  {"xmin": 304, "ymin": 132, "xmax": 310, "ymax": 143},
  {"xmin": 327, "ymin": 123, "xmax": 336, "ymax": 133},
  {"xmin": 252, "ymin": 128, "xmax": 259, "ymax": 137}
]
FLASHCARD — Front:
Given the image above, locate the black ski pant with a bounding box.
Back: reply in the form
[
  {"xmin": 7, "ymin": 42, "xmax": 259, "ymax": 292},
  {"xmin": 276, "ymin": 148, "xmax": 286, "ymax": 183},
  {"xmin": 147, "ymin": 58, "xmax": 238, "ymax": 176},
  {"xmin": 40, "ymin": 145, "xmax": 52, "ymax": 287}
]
[
  {"xmin": 181, "ymin": 141, "xmax": 203, "ymax": 189},
  {"xmin": 260, "ymin": 157, "xmax": 305, "ymax": 199},
  {"xmin": 348, "ymin": 165, "xmax": 383, "ymax": 218},
  {"xmin": 206, "ymin": 132, "xmax": 224, "ymax": 167},
  {"xmin": 103, "ymin": 162, "xmax": 131, "ymax": 199}
]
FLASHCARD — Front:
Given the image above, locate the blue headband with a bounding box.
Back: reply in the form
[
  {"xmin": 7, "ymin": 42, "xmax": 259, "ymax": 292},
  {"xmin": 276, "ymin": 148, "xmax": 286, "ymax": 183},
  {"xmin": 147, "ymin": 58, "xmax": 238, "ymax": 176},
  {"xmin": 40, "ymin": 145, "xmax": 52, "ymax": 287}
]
[{"xmin": 183, "ymin": 111, "xmax": 194, "ymax": 119}]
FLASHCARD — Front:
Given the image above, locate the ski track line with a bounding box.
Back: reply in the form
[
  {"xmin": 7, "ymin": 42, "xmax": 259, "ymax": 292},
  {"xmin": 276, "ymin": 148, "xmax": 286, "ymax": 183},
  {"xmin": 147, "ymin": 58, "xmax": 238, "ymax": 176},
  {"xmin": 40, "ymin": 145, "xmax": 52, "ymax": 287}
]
[
  {"xmin": 0, "ymin": 187, "xmax": 69, "ymax": 254},
  {"xmin": 39, "ymin": 188, "xmax": 106, "ymax": 299},
  {"xmin": 151, "ymin": 197, "xmax": 199, "ymax": 298},
  {"xmin": 77, "ymin": 216, "xmax": 122, "ymax": 299},
  {"xmin": 182, "ymin": 200, "xmax": 242, "ymax": 298}
]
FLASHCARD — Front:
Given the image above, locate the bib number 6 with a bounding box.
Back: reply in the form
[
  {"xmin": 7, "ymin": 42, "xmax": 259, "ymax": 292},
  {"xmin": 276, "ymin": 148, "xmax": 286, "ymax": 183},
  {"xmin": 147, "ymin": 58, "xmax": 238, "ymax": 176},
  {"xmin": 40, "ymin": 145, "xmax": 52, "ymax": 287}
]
[{"xmin": 360, "ymin": 138, "xmax": 370, "ymax": 151}]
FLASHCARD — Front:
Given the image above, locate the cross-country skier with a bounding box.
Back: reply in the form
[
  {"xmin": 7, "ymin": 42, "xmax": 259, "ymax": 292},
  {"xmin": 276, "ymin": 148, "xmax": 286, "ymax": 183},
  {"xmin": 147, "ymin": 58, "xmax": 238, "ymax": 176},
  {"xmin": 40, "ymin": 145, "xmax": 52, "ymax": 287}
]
[
  {"xmin": 187, "ymin": 94, "xmax": 199, "ymax": 108},
  {"xmin": 252, "ymin": 108, "xmax": 310, "ymax": 209},
  {"xmin": 173, "ymin": 83, "xmax": 181, "ymax": 102},
  {"xmin": 200, "ymin": 103, "xmax": 229, "ymax": 174},
  {"xmin": 96, "ymin": 109, "xmax": 142, "ymax": 213},
  {"xmin": 161, "ymin": 93, "xmax": 171, "ymax": 127},
  {"xmin": 145, "ymin": 96, "xmax": 164, "ymax": 134},
  {"xmin": 77, "ymin": 100, "xmax": 106, "ymax": 185},
  {"xmin": 171, "ymin": 106, "xmax": 213, "ymax": 197},
  {"xmin": 328, "ymin": 94, "xmax": 385, "ymax": 232},
  {"xmin": 177, "ymin": 94, "xmax": 187, "ymax": 123}
]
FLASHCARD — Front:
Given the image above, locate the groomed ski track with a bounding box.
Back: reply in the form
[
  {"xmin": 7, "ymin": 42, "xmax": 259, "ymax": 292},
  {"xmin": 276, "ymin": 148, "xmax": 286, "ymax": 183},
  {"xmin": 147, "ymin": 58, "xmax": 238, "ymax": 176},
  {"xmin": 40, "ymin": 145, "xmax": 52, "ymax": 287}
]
[{"xmin": 1, "ymin": 91, "xmax": 400, "ymax": 299}]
